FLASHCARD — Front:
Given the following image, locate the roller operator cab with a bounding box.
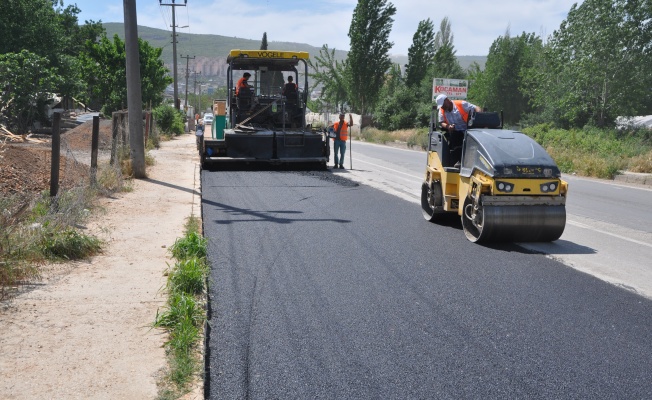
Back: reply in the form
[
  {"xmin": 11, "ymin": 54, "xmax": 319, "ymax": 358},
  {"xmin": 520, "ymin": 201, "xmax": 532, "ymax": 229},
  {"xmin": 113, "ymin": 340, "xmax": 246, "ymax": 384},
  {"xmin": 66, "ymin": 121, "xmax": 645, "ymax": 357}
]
[
  {"xmin": 421, "ymin": 107, "xmax": 568, "ymax": 243},
  {"xmin": 200, "ymin": 50, "xmax": 329, "ymax": 168}
]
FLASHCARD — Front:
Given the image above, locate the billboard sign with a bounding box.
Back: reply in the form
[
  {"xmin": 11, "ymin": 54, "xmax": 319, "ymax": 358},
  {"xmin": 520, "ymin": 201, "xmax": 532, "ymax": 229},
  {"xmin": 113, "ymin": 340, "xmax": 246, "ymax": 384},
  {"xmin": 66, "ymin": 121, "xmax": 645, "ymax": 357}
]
[{"xmin": 432, "ymin": 78, "xmax": 468, "ymax": 101}]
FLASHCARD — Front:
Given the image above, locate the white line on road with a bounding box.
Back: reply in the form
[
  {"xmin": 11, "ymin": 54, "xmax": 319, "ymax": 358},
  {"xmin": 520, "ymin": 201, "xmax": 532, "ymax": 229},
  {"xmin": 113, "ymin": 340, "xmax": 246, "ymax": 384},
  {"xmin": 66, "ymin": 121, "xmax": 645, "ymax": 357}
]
[
  {"xmin": 567, "ymin": 219, "xmax": 652, "ymax": 248},
  {"xmin": 354, "ymin": 158, "xmax": 423, "ymax": 181}
]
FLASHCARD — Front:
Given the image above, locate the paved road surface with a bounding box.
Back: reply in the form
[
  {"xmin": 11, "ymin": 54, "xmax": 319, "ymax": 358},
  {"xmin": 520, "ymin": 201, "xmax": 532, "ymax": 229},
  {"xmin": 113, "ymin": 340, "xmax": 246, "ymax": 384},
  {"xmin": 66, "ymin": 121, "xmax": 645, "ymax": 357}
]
[
  {"xmin": 202, "ymin": 167, "xmax": 652, "ymax": 399},
  {"xmin": 342, "ymin": 141, "xmax": 652, "ymax": 299}
]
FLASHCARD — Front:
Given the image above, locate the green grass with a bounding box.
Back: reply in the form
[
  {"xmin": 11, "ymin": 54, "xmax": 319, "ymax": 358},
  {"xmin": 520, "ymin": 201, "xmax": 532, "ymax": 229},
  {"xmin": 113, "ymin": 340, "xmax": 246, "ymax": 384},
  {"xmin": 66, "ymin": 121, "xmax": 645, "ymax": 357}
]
[
  {"xmin": 167, "ymin": 257, "xmax": 208, "ymax": 295},
  {"xmin": 1, "ymin": 190, "xmax": 104, "ymax": 300},
  {"xmin": 523, "ymin": 124, "xmax": 652, "ymax": 178},
  {"xmin": 41, "ymin": 227, "xmax": 102, "ymax": 260},
  {"xmin": 169, "ymin": 231, "xmax": 207, "ymax": 260},
  {"xmin": 154, "ymin": 215, "xmax": 207, "ymax": 399}
]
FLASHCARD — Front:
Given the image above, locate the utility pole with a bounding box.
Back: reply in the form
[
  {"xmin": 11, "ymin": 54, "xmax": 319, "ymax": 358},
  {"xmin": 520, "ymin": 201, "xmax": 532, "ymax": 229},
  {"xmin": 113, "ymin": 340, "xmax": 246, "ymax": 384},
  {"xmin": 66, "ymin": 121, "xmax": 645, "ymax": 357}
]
[
  {"xmin": 193, "ymin": 71, "xmax": 201, "ymax": 111},
  {"xmin": 197, "ymin": 80, "xmax": 202, "ymax": 114},
  {"xmin": 181, "ymin": 54, "xmax": 195, "ymax": 112},
  {"xmin": 159, "ymin": 0, "xmax": 187, "ymax": 110},
  {"xmin": 124, "ymin": 0, "xmax": 145, "ymax": 178}
]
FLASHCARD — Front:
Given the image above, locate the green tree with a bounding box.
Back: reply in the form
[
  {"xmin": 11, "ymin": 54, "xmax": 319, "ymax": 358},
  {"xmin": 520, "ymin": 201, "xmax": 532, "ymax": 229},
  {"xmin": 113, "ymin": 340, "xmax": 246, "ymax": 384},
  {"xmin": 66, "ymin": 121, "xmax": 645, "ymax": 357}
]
[
  {"xmin": 433, "ymin": 16, "xmax": 454, "ymax": 50},
  {"xmin": 405, "ymin": 18, "xmax": 435, "ymax": 88},
  {"xmin": 308, "ymin": 45, "xmax": 349, "ymax": 112},
  {"xmin": 470, "ymin": 29, "xmax": 542, "ymax": 124},
  {"xmin": 0, "ymin": 0, "xmax": 62, "ymax": 60},
  {"xmin": 375, "ymin": 64, "xmax": 415, "ymax": 129},
  {"xmin": 0, "ymin": 51, "xmax": 60, "ymax": 133},
  {"xmin": 427, "ymin": 17, "xmax": 465, "ymax": 82},
  {"xmin": 529, "ymin": 0, "xmax": 652, "ymax": 127},
  {"xmin": 78, "ymin": 34, "xmax": 172, "ymax": 114},
  {"xmin": 260, "ymin": 32, "xmax": 268, "ymax": 50},
  {"xmin": 153, "ymin": 104, "xmax": 185, "ymax": 136},
  {"xmin": 0, "ymin": 0, "xmax": 104, "ymax": 113},
  {"xmin": 346, "ymin": 0, "xmax": 397, "ymax": 115},
  {"xmin": 430, "ymin": 44, "xmax": 465, "ymax": 80}
]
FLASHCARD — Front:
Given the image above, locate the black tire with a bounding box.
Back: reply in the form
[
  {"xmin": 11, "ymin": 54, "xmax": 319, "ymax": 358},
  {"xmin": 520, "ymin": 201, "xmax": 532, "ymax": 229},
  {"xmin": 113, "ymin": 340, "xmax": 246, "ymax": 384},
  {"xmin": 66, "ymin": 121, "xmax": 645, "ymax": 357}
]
[
  {"xmin": 421, "ymin": 181, "xmax": 444, "ymax": 221},
  {"xmin": 461, "ymin": 196, "xmax": 484, "ymax": 242}
]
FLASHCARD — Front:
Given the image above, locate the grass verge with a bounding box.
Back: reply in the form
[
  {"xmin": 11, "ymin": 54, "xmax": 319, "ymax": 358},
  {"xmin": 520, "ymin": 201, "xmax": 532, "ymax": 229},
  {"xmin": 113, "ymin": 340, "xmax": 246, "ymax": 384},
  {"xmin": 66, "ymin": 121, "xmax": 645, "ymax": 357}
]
[
  {"xmin": 0, "ymin": 189, "xmax": 104, "ymax": 300},
  {"xmin": 1, "ymin": 137, "xmax": 141, "ymax": 301},
  {"xmin": 155, "ymin": 215, "xmax": 207, "ymax": 400},
  {"xmin": 357, "ymin": 124, "xmax": 652, "ymax": 178}
]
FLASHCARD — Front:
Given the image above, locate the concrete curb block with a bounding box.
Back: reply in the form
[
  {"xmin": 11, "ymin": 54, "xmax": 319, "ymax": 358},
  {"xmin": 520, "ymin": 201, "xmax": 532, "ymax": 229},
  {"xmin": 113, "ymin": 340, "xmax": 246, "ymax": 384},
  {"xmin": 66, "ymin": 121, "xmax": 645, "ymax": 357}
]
[{"xmin": 613, "ymin": 171, "xmax": 652, "ymax": 186}]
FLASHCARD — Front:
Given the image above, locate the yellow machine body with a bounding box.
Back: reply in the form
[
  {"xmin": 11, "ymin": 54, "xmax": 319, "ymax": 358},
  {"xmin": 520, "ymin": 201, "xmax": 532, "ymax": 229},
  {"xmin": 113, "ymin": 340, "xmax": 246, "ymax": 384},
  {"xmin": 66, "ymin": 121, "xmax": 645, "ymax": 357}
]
[{"xmin": 421, "ymin": 110, "xmax": 568, "ymax": 242}]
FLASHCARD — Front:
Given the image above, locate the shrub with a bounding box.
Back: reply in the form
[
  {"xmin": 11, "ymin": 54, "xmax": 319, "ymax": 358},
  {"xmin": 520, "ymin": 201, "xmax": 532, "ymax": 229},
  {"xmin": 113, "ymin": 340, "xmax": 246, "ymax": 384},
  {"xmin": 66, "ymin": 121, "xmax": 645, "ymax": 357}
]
[
  {"xmin": 41, "ymin": 227, "xmax": 102, "ymax": 260},
  {"xmin": 407, "ymin": 128, "xmax": 429, "ymax": 150},
  {"xmin": 153, "ymin": 105, "xmax": 185, "ymax": 136}
]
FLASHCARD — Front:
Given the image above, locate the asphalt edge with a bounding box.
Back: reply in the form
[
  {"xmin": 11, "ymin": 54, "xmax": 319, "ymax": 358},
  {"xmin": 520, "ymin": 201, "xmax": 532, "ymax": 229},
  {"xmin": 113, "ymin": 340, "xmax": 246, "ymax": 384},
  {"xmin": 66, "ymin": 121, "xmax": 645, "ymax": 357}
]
[{"xmin": 613, "ymin": 171, "xmax": 652, "ymax": 186}]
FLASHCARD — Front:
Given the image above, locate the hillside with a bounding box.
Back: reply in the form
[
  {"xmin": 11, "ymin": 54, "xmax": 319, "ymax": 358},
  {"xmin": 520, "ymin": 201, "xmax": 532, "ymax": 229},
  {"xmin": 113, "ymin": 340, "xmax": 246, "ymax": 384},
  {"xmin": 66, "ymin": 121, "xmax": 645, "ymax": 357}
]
[{"xmin": 102, "ymin": 23, "xmax": 486, "ymax": 77}]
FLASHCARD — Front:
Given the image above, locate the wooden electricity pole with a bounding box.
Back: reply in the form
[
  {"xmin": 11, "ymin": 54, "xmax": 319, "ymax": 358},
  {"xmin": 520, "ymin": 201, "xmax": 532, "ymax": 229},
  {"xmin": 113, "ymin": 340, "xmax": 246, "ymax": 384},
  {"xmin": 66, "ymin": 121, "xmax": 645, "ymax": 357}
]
[
  {"xmin": 181, "ymin": 54, "xmax": 195, "ymax": 112},
  {"xmin": 193, "ymin": 71, "xmax": 201, "ymax": 111}
]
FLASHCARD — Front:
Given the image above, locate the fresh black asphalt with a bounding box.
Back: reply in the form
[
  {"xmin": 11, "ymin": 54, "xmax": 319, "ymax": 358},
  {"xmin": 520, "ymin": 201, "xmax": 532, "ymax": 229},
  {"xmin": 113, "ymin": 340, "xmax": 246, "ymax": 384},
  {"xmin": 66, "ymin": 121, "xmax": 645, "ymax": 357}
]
[{"xmin": 202, "ymin": 168, "xmax": 652, "ymax": 399}]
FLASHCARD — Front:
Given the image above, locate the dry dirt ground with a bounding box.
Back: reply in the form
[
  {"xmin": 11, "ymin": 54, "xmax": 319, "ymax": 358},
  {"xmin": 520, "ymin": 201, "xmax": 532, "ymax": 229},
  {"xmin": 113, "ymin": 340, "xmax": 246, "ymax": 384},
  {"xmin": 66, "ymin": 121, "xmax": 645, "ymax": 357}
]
[
  {"xmin": 0, "ymin": 119, "xmax": 116, "ymax": 196},
  {"xmin": 0, "ymin": 121, "xmax": 203, "ymax": 399}
]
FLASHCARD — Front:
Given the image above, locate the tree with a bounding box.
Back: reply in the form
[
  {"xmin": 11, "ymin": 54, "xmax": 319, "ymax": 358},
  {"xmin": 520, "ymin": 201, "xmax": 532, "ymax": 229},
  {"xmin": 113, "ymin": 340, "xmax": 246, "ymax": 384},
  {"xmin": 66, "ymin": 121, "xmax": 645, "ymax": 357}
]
[
  {"xmin": 428, "ymin": 18, "xmax": 465, "ymax": 80},
  {"xmin": 434, "ymin": 17, "xmax": 454, "ymax": 51},
  {"xmin": 528, "ymin": 0, "xmax": 652, "ymax": 127},
  {"xmin": 0, "ymin": 0, "xmax": 105, "ymax": 115},
  {"xmin": 308, "ymin": 45, "xmax": 349, "ymax": 112},
  {"xmin": 78, "ymin": 34, "xmax": 172, "ymax": 114},
  {"xmin": 152, "ymin": 104, "xmax": 184, "ymax": 136},
  {"xmin": 375, "ymin": 64, "xmax": 414, "ymax": 129},
  {"xmin": 346, "ymin": 0, "xmax": 397, "ymax": 115},
  {"xmin": 405, "ymin": 19, "xmax": 435, "ymax": 88},
  {"xmin": 0, "ymin": 0, "xmax": 62, "ymax": 61},
  {"xmin": 260, "ymin": 32, "xmax": 268, "ymax": 50},
  {"xmin": 0, "ymin": 50, "xmax": 60, "ymax": 133},
  {"xmin": 470, "ymin": 29, "xmax": 542, "ymax": 124},
  {"xmin": 430, "ymin": 45, "xmax": 465, "ymax": 80}
]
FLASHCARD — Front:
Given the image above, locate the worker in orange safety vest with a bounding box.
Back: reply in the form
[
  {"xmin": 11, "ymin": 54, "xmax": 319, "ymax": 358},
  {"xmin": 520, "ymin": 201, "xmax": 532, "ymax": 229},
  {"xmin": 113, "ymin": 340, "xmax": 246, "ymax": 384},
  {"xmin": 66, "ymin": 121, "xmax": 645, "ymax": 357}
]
[
  {"xmin": 330, "ymin": 112, "xmax": 353, "ymax": 169},
  {"xmin": 235, "ymin": 72, "xmax": 251, "ymax": 96},
  {"xmin": 436, "ymin": 94, "xmax": 481, "ymax": 133}
]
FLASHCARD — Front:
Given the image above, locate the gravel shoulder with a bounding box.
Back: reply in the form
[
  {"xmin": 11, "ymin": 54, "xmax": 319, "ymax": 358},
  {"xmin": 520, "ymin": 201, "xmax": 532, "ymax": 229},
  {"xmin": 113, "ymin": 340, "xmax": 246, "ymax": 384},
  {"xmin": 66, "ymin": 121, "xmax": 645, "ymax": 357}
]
[{"xmin": 0, "ymin": 133, "xmax": 202, "ymax": 399}]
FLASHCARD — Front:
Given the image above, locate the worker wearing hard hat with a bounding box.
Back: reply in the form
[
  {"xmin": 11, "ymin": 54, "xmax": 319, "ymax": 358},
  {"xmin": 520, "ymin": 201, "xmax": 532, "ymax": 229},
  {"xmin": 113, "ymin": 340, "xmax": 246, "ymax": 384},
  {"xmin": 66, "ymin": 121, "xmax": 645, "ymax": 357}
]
[{"xmin": 436, "ymin": 94, "xmax": 481, "ymax": 133}]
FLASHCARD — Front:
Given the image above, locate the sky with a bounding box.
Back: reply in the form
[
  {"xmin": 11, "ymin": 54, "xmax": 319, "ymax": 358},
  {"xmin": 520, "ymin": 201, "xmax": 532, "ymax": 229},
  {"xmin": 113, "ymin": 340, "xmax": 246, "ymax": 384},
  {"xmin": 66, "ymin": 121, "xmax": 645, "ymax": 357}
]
[{"xmin": 67, "ymin": 0, "xmax": 585, "ymax": 56}]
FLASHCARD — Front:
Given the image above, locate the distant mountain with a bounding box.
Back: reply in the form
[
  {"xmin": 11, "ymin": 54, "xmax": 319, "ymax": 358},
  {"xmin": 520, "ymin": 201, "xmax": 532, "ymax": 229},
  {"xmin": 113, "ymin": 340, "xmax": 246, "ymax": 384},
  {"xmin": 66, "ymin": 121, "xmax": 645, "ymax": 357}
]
[{"xmin": 102, "ymin": 22, "xmax": 485, "ymax": 79}]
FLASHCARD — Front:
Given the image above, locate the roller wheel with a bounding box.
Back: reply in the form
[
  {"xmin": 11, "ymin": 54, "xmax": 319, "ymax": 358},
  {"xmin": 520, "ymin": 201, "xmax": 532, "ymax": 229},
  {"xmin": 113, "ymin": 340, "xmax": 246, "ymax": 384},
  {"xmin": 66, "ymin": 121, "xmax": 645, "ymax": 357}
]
[
  {"xmin": 421, "ymin": 181, "xmax": 444, "ymax": 221},
  {"xmin": 461, "ymin": 196, "xmax": 485, "ymax": 242},
  {"xmin": 462, "ymin": 196, "xmax": 566, "ymax": 243}
]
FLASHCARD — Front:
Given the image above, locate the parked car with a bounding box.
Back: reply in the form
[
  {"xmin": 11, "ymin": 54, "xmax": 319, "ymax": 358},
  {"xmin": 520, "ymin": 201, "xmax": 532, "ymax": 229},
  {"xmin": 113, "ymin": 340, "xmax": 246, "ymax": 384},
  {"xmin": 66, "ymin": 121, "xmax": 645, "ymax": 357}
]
[{"xmin": 203, "ymin": 113, "xmax": 214, "ymax": 124}]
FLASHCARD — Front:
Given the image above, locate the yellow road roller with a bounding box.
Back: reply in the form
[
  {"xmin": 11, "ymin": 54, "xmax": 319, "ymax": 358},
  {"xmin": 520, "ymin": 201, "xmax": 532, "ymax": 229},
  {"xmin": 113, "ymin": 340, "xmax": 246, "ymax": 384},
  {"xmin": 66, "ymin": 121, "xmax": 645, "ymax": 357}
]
[{"xmin": 421, "ymin": 107, "xmax": 568, "ymax": 243}]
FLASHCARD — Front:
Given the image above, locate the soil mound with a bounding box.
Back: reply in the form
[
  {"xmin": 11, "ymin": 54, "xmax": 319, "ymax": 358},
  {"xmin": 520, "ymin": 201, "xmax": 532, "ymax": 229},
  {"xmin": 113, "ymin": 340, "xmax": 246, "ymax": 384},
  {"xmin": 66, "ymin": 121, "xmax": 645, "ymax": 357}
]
[{"xmin": 0, "ymin": 119, "xmax": 113, "ymax": 196}]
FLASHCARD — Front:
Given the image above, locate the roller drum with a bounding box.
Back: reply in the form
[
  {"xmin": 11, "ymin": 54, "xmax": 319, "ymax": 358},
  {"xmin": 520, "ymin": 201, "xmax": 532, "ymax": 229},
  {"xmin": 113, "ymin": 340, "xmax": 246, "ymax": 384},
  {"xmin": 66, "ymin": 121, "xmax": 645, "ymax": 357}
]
[{"xmin": 463, "ymin": 203, "xmax": 566, "ymax": 243}]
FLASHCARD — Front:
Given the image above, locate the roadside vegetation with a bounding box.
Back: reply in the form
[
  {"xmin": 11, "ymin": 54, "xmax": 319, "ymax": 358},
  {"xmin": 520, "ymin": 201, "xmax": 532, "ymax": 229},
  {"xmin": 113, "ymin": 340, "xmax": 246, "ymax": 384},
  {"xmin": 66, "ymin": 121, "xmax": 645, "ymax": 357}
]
[
  {"xmin": 0, "ymin": 188, "xmax": 102, "ymax": 300},
  {"xmin": 153, "ymin": 105, "xmax": 187, "ymax": 137},
  {"xmin": 310, "ymin": 0, "xmax": 651, "ymax": 178},
  {"xmin": 154, "ymin": 216, "xmax": 208, "ymax": 400},
  {"xmin": 0, "ymin": 129, "xmax": 165, "ymax": 299},
  {"xmin": 355, "ymin": 123, "xmax": 652, "ymax": 179}
]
